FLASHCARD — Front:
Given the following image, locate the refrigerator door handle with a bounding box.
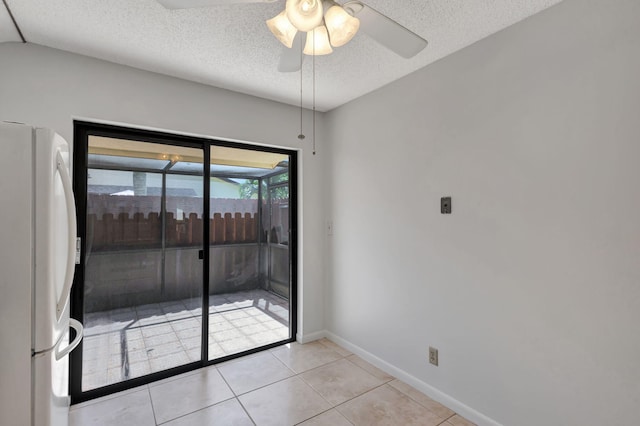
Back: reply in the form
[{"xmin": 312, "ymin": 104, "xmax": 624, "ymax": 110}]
[
  {"xmin": 55, "ymin": 150, "xmax": 78, "ymax": 322},
  {"xmin": 55, "ymin": 318, "xmax": 83, "ymax": 361}
]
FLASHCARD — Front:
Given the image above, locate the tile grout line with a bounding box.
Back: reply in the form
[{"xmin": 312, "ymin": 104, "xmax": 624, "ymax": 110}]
[
  {"xmin": 293, "ymin": 380, "xmax": 393, "ymax": 426},
  {"xmin": 145, "ymin": 384, "xmax": 160, "ymax": 426},
  {"xmin": 292, "ymin": 406, "xmax": 355, "ymax": 426},
  {"xmin": 327, "ymin": 379, "xmax": 449, "ymax": 426},
  {"xmin": 387, "ymin": 380, "xmax": 457, "ymax": 422},
  {"xmin": 291, "ymin": 339, "xmax": 457, "ymax": 426},
  {"xmin": 319, "ymin": 347, "xmax": 460, "ymax": 423},
  {"xmin": 214, "ymin": 343, "xmax": 350, "ymax": 424},
  {"xmin": 235, "ymin": 396, "xmax": 258, "ymax": 425},
  {"xmin": 215, "ymin": 360, "xmax": 258, "ymax": 425},
  {"xmin": 152, "ymin": 395, "xmax": 238, "ymax": 425},
  {"xmin": 149, "ymin": 356, "xmax": 233, "ymax": 425},
  {"xmin": 438, "ymin": 413, "xmax": 459, "ymax": 426},
  {"xmin": 222, "ymin": 366, "xmax": 296, "ymax": 398},
  {"xmin": 284, "ymin": 346, "xmax": 361, "ymax": 425},
  {"xmin": 74, "ymin": 339, "xmax": 465, "ymax": 426}
]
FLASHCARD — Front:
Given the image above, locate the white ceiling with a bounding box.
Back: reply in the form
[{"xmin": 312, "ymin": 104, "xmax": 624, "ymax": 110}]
[
  {"xmin": 1, "ymin": 0, "xmax": 563, "ymax": 111},
  {"xmin": 0, "ymin": 2, "xmax": 21, "ymax": 42}
]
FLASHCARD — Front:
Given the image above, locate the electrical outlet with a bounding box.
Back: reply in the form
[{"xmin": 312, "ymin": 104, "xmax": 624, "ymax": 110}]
[{"xmin": 429, "ymin": 347, "xmax": 439, "ymax": 366}]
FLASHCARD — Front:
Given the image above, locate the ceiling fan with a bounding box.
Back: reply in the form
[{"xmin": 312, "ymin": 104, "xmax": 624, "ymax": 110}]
[{"xmin": 156, "ymin": 0, "xmax": 428, "ymax": 72}]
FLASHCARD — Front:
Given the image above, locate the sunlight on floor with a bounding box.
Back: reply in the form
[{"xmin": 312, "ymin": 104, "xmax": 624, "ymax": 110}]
[{"xmin": 81, "ymin": 289, "xmax": 289, "ymax": 391}]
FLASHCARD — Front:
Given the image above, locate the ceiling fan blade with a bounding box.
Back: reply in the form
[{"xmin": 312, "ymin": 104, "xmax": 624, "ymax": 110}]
[
  {"xmin": 157, "ymin": 0, "xmax": 273, "ymax": 9},
  {"xmin": 343, "ymin": 1, "xmax": 427, "ymax": 58},
  {"xmin": 278, "ymin": 32, "xmax": 305, "ymax": 72}
]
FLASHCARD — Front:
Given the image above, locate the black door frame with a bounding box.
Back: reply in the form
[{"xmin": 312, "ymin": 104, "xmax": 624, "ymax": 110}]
[{"xmin": 70, "ymin": 121, "xmax": 298, "ymax": 404}]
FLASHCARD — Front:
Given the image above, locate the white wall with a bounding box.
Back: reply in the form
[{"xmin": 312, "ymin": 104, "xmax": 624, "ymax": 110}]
[
  {"xmin": 325, "ymin": 0, "xmax": 640, "ymax": 425},
  {"xmin": 0, "ymin": 42, "xmax": 326, "ymax": 339}
]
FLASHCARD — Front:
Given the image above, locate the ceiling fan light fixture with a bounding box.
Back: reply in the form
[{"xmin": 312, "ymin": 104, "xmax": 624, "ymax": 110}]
[
  {"xmin": 266, "ymin": 10, "xmax": 298, "ymax": 48},
  {"xmin": 324, "ymin": 4, "xmax": 360, "ymax": 47},
  {"xmin": 303, "ymin": 25, "xmax": 333, "ymax": 55},
  {"xmin": 286, "ymin": 0, "xmax": 324, "ymax": 32}
]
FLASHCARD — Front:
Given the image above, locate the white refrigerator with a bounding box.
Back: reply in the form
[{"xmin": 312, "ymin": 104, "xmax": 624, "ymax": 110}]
[{"xmin": 0, "ymin": 122, "xmax": 84, "ymax": 426}]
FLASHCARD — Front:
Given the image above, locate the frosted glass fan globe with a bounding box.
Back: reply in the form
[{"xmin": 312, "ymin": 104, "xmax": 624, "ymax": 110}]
[
  {"xmin": 303, "ymin": 25, "xmax": 333, "ymax": 55},
  {"xmin": 286, "ymin": 0, "xmax": 324, "ymax": 32},
  {"xmin": 324, "ymin": 5, "xmax": 360, "ymax": 47},
  {"xmin": 266, "ymin": 10, "xmax": 298, "ymax": 48}
]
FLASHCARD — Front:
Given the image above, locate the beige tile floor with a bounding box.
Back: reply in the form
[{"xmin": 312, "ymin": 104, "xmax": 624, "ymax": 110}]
[
  {"xmin": 70, "ymin": 338, "xmax": 477, "ymax": 426},
  {"xmin": 82, "ymin": 289, "xmax": 290, "ymax": 391}
]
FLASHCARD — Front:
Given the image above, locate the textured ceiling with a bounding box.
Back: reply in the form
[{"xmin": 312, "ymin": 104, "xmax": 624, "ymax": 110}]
[
  {"xmin": 1, "ymin": 0, "xmax": 563, "ymax": 111},
  {"xmin": 0, "ymin": 2, "xmax": 21, "ymax": 42}
]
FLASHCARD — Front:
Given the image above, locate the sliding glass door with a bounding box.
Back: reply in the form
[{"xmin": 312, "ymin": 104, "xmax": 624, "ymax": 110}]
[
  {"xmin": 71, "ymin": 122, "xmax": 296, "ymax": 403},
  {"xmin": 80, "ymin": 138, "xmax": 204, "ymax": 392},
  {"xmin": 207, "ymin": 146, "xmax": 292, "ymax": 360}
]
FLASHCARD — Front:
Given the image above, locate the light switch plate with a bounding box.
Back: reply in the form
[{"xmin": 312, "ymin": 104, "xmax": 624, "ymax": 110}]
[{"xmin": 441, "ymin": 197, "xmax": 452, "ymax": 214}]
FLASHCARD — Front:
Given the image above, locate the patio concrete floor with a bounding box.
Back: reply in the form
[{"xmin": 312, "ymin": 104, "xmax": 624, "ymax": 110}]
[{"xmin": 81, "ymin": 289, "xmax": 290, "ymax": 391}]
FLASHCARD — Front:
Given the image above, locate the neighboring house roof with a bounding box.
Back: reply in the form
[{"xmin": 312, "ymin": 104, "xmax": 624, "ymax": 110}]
[{"xmin": 88, "ymin": 185, "xmax": 197, "ymax": 197}]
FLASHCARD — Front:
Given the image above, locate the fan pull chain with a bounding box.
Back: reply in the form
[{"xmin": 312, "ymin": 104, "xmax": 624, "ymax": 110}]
[
  {"xmin": 312, "ymin": 32, "xmax": 316, "ymax": 156},
  {"xmin": 297, "ymin": 35, "xmax": 305, "ymax": 142},
  {"xmin": 299, "ymin": 72, "xmax": 303, "ymax": 140},
  {"xmin": 297, "ymin": 31, "xmax": 316, "ymax": 156}
]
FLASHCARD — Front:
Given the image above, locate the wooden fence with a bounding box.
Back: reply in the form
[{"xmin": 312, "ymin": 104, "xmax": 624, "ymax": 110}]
[{"xmin": 87, "ymin": 211, "xmax": 258, "ymax": 251}]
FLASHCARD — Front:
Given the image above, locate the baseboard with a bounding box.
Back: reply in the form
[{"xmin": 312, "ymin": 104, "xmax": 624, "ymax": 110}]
[
  {"xmin": 296, "ymin": 329, "xmax": 326, "ymax": 344},
  {"xmin": 324, "ymin": 331, "xmax": 502, "ymax": 426}
]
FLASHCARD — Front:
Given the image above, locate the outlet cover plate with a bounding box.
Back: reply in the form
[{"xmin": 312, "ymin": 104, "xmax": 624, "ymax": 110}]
[{"xmin": 429, "ymin": 347, "xmax": 439, "ymax": 366}]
